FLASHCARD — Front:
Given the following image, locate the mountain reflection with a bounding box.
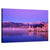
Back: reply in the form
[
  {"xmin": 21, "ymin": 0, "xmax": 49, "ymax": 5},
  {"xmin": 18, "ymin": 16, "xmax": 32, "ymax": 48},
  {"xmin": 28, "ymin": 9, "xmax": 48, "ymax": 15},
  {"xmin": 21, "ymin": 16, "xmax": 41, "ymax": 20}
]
[{"xmin": 2, "ymin": 29, "xmax": 48, "ymax": 43}]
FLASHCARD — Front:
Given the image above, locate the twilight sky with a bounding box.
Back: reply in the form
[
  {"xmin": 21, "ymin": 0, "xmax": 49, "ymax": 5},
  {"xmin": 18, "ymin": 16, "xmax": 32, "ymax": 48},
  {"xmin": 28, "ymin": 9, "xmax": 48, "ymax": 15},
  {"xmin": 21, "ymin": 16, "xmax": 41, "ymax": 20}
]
[{"xmin": 2, "ymin": 8, "xmax": 48, "ymax": 23}]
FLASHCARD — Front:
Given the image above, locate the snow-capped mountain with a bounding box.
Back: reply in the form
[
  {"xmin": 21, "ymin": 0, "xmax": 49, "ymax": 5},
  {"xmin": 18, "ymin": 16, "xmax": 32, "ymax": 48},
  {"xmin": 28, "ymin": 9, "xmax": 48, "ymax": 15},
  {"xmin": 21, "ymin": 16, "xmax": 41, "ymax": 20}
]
[{"xmin": 25, "ymin": 21, "xmax": 45, "ymax": 25}]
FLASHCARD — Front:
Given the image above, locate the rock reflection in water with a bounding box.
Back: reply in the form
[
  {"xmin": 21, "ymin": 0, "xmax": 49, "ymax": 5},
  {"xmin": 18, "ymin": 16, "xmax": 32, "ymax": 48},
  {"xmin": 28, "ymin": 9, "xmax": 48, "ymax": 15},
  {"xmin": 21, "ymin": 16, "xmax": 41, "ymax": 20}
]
[
  {"xmin": 28, "ymin": 32, "xmax": 33, "ymax": 36},
  {"xmin": 2, "ymin": 29, "xmax": 48, "ymax": 43},
  {"xmin": 28, "ymin": 31, "xmax": 48, "ymax": 39}
]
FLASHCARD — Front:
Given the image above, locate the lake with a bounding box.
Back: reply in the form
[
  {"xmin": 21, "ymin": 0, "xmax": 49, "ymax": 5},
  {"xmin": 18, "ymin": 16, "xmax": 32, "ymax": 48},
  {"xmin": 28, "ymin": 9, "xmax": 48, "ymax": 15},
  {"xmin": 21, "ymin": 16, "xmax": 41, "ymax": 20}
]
[{"xmin": 2, "ymin": 28, "xmax": 48, "ymax": 43}]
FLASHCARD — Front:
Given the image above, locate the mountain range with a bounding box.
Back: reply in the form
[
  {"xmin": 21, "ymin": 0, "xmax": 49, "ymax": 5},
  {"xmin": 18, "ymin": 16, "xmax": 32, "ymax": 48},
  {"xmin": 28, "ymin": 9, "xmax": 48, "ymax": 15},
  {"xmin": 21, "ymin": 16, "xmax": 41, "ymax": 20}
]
[{"xmin": 2, "ymin": 21, "xmax": 45, "ymax": 28}]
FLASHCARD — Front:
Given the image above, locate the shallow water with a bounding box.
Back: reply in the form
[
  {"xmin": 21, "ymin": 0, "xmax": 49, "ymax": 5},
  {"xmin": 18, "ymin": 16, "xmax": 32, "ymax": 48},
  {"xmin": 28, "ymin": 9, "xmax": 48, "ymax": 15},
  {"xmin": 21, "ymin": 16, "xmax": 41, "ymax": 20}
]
[{"xmin": 2, "ymin": 28, "xmax": 48, "ymax": 43}]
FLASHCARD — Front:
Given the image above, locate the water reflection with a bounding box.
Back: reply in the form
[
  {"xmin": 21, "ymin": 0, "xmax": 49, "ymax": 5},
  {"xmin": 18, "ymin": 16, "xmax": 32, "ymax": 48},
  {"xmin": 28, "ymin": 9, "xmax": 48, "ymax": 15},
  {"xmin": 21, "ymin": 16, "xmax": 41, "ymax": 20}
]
[
  {"xmin": 28, "ymin": 32, "xmax": 33, "ymax": 36},
  {"xmin": 2, "ymin": 29, "xmax": 48, "ymax": 42},
  {"xmin": 28, "ymin": 31, "xmax": 48, "ymax": 39},
  {"xmin": 3, "ymin": 29, "xmax": 48, "ymax": 38}
]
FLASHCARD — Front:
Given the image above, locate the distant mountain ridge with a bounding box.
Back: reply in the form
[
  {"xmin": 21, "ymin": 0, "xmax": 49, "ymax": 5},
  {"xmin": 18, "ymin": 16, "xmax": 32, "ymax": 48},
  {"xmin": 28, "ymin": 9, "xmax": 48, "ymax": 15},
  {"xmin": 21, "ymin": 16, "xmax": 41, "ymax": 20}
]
[
  {"xmin": 25, "ymin": 21, "xmax": 45, "ymax": 25},
  {"xmin": 2, "ymin": 21, "xmax": 45, "ymax": 28},
  {"xmin": 2, "ymin": 21, "xmax": 25, "ymax": 27}
]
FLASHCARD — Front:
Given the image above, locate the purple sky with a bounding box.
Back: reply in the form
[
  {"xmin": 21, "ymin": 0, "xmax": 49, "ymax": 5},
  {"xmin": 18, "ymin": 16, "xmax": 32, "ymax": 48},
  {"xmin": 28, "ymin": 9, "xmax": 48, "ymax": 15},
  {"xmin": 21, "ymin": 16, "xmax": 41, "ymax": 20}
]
[{"xmin": 2, "ymin": 8, "xmax": 48, "ymax": 23}]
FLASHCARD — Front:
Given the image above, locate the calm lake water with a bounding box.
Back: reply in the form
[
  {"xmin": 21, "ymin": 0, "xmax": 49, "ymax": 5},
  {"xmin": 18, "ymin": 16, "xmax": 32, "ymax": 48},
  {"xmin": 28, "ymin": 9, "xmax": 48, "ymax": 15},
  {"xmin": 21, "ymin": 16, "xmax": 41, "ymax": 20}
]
[{"xmin": 2, "ymin": 28, "xmax": 48, "ymax": 43}]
